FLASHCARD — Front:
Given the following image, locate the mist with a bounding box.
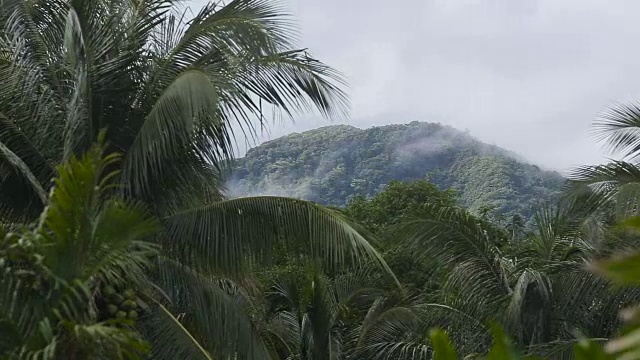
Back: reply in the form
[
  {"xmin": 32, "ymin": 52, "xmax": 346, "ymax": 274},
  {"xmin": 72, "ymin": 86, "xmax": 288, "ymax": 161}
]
[{"xmin": 190, "ymin": 0, "xmax": 640, "ymax": 174}]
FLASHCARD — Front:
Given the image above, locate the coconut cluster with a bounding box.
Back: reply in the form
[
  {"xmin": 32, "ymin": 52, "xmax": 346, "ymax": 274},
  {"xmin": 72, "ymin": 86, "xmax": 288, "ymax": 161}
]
[
  {"xmin": 0, "ymin": 233, "xmax": 48, "ymax": 292},
  {"xmin": 101, "ymin": 285, "xmax": 139, "ymax": 322}
]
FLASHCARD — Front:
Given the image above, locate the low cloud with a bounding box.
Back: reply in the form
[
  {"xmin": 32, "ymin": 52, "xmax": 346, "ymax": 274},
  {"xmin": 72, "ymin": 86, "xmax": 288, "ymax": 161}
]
[{"xmin": 190, "ymin": 0, "xmax": 640, "ymax": 173}]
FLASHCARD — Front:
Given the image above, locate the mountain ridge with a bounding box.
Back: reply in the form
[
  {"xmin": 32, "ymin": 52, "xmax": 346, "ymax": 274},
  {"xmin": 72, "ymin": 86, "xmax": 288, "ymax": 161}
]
[{"xmin": 227, "ymin": 121, "xmax": 565, "ymax": 219}]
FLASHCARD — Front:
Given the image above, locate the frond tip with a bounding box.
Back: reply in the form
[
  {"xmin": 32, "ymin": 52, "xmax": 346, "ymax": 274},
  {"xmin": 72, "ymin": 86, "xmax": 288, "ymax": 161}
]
[{"xmin": 594, "ymin": 100, "xmax": 640, "ymax": 160}]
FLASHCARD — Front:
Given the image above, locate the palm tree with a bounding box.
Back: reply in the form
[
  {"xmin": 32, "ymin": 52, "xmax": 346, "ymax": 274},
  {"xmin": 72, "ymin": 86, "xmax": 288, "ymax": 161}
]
[
  {"xmin": 398, "ymin": 203, "xmax": 640, "ymax": 358},
  {"xmin": 259, "ymin": 269, "xmax": 366, "ymax": 359},
  {"xmin": 247, "ymin": 266, "xmax": 441, "ymax": 360},
  {"xmin": 0, "ymin": 140, "xmax": 155, "ymax": 359},
  {"xmin": 0, "ymin": 0, "xmax": 393, "ymax": 358}
]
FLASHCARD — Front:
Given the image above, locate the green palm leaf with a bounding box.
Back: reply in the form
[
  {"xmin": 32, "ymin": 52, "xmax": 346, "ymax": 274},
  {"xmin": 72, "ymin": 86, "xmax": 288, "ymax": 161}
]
[
  {"xmin": 145, "ymin": 256, "xmax": 271, "ymax": 360},
  {"xmin": 140, "ymin": 299, "xmax": 214, "ymax": 360},
  {"xmin": 401, "ymin": 207, "xmax": 512, "ymax": 318},
  {"xmin": 568, "ymin": 161, "xmax": 640, "ymax": 217},
  {"xmin": 0, "ymin": 140, "xmax": 47, "ymax": 204},
  {"xmin": 594, "ymin": 100, "xmax": 640, "ymax": 160},
  {"xmin": 125, "ymin": 69, "xmax": 219, "ymax": 196},
  {"xmin": 163, "ymin": 196, "xmax": 395, "ymax": 277},
  {"xmin": 0, "ymin": 113, "xmax": 53, "ymax": 221}
]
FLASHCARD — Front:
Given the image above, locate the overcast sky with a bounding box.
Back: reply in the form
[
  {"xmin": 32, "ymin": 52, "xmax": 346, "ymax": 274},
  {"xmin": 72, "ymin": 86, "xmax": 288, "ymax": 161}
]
[{"xmin": 192, "ymin": 0, "xmax": 640, "ymax": 173}]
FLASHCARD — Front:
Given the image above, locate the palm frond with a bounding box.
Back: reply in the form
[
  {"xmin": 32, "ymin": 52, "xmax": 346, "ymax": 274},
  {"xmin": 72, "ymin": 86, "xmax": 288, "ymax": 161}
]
[
  {"xmin": 0, "ymin": 136, "xmax": 164, "ymax": 358},
  {"xmin": 147, "ymin": 256, "xmax": 271, "ymax": 359},
  {"xmin": 568, "ymin": 161, "xmax": 640, "ymax": 199},
  {"xmin": 352, "ymin": 303, "xmax": 427, "ymax": 359},
  {"xmin": 401, "ymin": 207, "xmax": 512, "ymax": 315},
  {"xmin": 567, "ymin": 161, "xmax": 640, "ymax": 221},
  {"xmin": 0, "ymin": 112, "xmax": 54, "ymax": 185},
  {"xmin": 163, "ymin": 196, "xmax": 395, "ymax": 277},
  {"xmin": 0, "ymin": 140, "xmax": 47, "ymax": 204},
  {"xmin": 139, "ymin": 299, "xmax": 214, "ymax": 360},
  {"xmin": 144, "ymin": 0, "xmax": 348, "ymax": 157},
  {"xmin": 506, "ymin": 269, "xmax": 553, "ymax": 345},
  {"xmin": 140, "ymin": 154, "xmax": 226, "ymax": 215},
  {"xmin": 62, "ymin": 6, "xmax": 93, "ymax": 161},
  {"xmin": 594, "ymin": 100, "xmax": 640, "ymax": 160},
  {"xmin": 239, "ymin": 49, "xmax": 349, "ymax": 119},
  {"xmin": 124, "ymin": 69, "xmax": 219, "ymax": 196}
]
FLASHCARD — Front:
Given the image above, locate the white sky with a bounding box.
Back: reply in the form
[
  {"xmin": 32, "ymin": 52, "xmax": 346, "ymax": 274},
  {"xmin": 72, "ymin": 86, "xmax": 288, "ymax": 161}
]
[{"xmin": 191, "ymin": 0, "xmax": 640, "ymax": 172}]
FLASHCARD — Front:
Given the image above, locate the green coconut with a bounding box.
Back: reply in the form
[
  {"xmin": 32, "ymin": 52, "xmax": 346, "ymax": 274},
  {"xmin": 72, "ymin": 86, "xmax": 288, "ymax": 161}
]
[
  {"xmin": 123, "ymin": 289, "xmax": 135, "ymax": 300},
  {"xmin": 111, "ymin": 293, "xmax": 124, "ymax": 305},
  {"xmin": 107, "ymin": 304, "xmax": 118, "ymax": 315},
  {"xmin": 103, "ymin": 285, "xmax": 116, "ymax": 297},
  {"xmin": 122, "ymin": 299, "xmax": 136, "ymax": 310}
]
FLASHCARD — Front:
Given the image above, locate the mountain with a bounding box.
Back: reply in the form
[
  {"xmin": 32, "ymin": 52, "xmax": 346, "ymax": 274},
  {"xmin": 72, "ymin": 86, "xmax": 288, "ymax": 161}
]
[{"xmin": 227, "ymin": 121, "xmax": 566, "ymax": 219}]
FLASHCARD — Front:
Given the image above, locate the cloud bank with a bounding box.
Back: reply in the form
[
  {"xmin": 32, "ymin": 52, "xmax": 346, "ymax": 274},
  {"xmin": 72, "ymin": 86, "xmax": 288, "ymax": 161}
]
[{"xmin": 192, "ymin": 0, "xmax": 640, "ymax": 172}]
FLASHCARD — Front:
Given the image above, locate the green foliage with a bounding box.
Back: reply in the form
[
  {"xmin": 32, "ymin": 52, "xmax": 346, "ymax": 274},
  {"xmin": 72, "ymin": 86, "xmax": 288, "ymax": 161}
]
[
  {"xmin": 430, "ymin": 329, "xmax": 458, "ymax": 360},
  {"xmin": 341, "ymin": 180, "xmax": 460, "ymax": 294},
  {"xmin": 0, "ymin": 0, "xmax": 399, "ymax": 358},
  {"xmin": 0, "ymin": 140, "xmax": 153, "ymax": 359},
  {"xmin": 249, "ymin": 265, "xmax": 441, "ymax": 360},
  {"xmin": 485, "ymin": 325, "xmax": 541, "ymax": 360},
  {"xmin": 586, "ymin": 216, "xmax": 640, "ymax": 360},
  {"xmin": 342, "ymin": 181, "xmax": 640, "ymax": 358},
  {"xmin": 230, "ymin": 122, "xmax": 565, "ymax": 221},
  {"xmin": 6, "ymin": 0, "xmax": 640, "ymax": 359},
  {"xmin": 574, "ymin": 340, "xmax": 611, "ymax": 360},
  {"xmin": 241, "ymin": 174, "xmax": 640, "ymax": 359},
  {"xmin": 561, "ymin": 102, "xmax": 640, "ymax": 359},
  {"xmin": 593, "ymin": 252, "xmax": 640, "ymax": 286},
  {"xmin": 344, "ymin": 179, "xmax": 457, "ymax": 235},
  {"xmin": 428, "ymin": 324, "xmax": 545, "ymax": 360},
  {"xmin": 413, "ymin": 186, "xmax": 640, "ymax": 359}
]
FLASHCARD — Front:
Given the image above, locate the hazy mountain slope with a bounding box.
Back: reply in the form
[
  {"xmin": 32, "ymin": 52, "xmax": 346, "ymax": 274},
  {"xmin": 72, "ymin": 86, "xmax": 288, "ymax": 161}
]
[{"xmin": 227, "ymin": 121, "xmax": 565, "ymax": 218}]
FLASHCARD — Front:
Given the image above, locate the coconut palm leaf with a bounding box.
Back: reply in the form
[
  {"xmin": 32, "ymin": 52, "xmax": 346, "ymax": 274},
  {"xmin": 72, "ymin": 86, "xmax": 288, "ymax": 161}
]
[
  {"xmin": 258, "ymin": 269, "xmax": 337, "ymax": 359},
  {"xmin": 593, "ymin": 100, "xmax": 640, "ymax": 161},
  {"xmin": 505, "ymin": 269, "xmax": 553, "ymax": 346},
  {"xmin": 350, "ymin": 298, "xmax": 431, "ymax": 360},
  {"xmin": 249, "ymin": 265, "xmax": 441, "ymax": 360},
  {"xmin": 122, "ymin": 0, "xmax": 348, "ymax": 195},
  {"xmin": 144, "ymin": 256, "xmax": 271, "ymax": 360},
  {"xmin": 140, "ymin": 299, "xmax": 214, "ymax": 360},
  {"xmin": 348, "ymin": 298, "xmax": 491, "ymax": 360},
  {"xmin": 35, "ymin": 137, "xmax": 159, "ymax": 285},
  {"xmin": 124, "ymin": 68, "xmax": 220, "ymax": 196},
  {"xmin": 0, "ymin": 140, "xmax": 47, "ymax": 203},
  {"xmin": 163, "ymin": 196, "xmax": 395, "ymax": 276},
  {"xmin": 568, "ymin": 161, "xmax": 640, "ymax": 219},
  {"xmin": 565, "ymin": 99, "xmax": 640, "ymax": 220},
  {"xmin": 401, "ymin": 207, "xmax": 512, "ymax": 319},
  {"xmin": 0, "ymin": 112, "xmax": 54, "ymax": 221}
]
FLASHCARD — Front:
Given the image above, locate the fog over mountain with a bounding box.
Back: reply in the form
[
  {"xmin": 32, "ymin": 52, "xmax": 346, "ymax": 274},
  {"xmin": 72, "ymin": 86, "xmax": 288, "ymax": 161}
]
[
  {"xmin": 228, "ymin": 122, "xmax": 565, "ymax": 220},
  {"xmin": 189, "ymin": 0, "xmax": 640, "ymax": 172}
]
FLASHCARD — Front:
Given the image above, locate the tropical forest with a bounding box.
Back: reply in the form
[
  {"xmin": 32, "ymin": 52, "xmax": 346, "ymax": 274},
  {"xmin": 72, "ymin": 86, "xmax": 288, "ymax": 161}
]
[{"xmin": 2, "ymin": 0, "xmax": 640, "ymax": 359}]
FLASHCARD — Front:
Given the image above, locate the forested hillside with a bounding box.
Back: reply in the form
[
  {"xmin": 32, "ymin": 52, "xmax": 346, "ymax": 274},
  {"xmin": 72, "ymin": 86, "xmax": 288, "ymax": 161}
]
[
  {"xmin": 229, "ymin": 121, "xmax": 565, "ymax": 219},
  {"xmin": 6, "ymin": 0, "xmax": 640, "ymax": 358}
]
